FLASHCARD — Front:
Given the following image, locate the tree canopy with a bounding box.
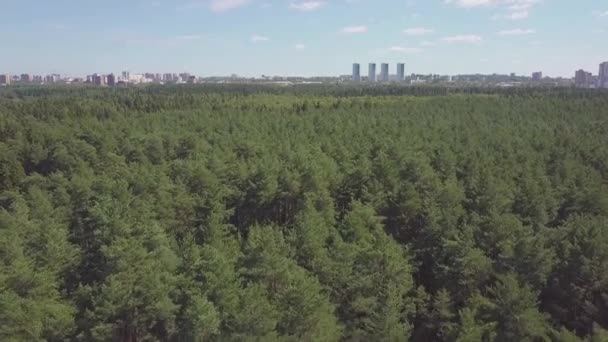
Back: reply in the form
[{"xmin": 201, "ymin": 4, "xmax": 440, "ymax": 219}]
[{"xmin": 1, "ymin": 84, "xmax": 608, "ymax": 341}]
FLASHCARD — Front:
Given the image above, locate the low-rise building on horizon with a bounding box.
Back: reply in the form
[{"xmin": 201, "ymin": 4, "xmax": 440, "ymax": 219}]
[
  {"xmin": 0, "ymin": 74, "xmax": 10, "ymax": 85},
  {"xmin": 575, "ymin": 69, "xmax": 593, "ymax": 88},
  {"xmin": 599, "ymin": 62, "xmax": 608, "ymax": 89},
  {"xmin": 107, "ymin": 73, "xmax": 116, "ymax": 86}
]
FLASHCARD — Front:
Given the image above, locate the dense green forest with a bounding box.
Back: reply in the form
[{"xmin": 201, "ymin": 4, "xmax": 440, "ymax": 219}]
[{"xmin": 1, "ymin": 85, "xmax": 608, "ymax": 341}]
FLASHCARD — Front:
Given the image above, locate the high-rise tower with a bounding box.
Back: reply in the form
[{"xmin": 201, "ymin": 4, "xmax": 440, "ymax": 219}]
[
  {"xmin": 352, "ymin": 63, "xmax": 361, "ymax": 81},
  {"xmin": 368, "ymin": 63, "xmax": 376, "ymax": 82},
  {"xmin": 380, "ymin": 63, "xmax": 389, "ymax": 82},
  {"xmin": 397, "ymin": 63, "xmax": 405, "ymax": 82}
]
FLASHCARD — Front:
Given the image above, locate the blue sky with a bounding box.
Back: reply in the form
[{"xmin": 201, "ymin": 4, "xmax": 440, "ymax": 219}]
[{"xmin": 1, "ymin": 0, "xmax": 607, "ymax": 77}]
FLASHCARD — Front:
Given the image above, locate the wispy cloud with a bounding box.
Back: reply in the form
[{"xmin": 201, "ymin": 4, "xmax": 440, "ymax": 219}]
[
  {"xmin": 389, "ymin": 46, "xmax": 423, "ymax": 53},
  {"xmin": 505, "ymin": 11, "xmax": 528, "ymax": 20},
  {"xmin": 441, "ymin": 34, "xmax": 482, "ymax": 43},
  {"xmin": 402, "ymin": 27, "xmax": 434, "ymax": 35},
  {"xmin": 289, "ymin": 1, "xmax": 326, "ymax": 11},
  {"xmin": 421, "ymin": 41, "xmax": 436, "ymax": 46},
  {"xmin": 211, "ymin": 0, "xmax": 251, "ymax": 11},
  {"xmin": 446, "ymin": 0, "xmax": 540, "ymax": 20},
  {"xmin": 497, "ymin": 28, "xmax": 535, "ymax": 35},
  {"xmin": 593, "ymin": 10, "xmax": 608, "ymax": 17},
  {"xmin": 178, "ymin": 0, "xmax": 251, "ymax": 12},
  {"xmin": 341, "ymin": 25, "xmax": 368, "ymax": 34},
  {"xmin": 444, "ymin": 0, "xmax": 495, "ymax": 8},
  {"xmin": 251, "ymin": 34, "xmax": 270, "ymax": 42},
  {"xmin": 294, "ymin": 43, "xmax": 305, "ymax": 50}
]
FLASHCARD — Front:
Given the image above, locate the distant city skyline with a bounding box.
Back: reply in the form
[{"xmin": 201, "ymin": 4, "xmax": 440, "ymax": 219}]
[{"xmin": 1, "ymin": 1, "xmax": 607, "ymax": 77}]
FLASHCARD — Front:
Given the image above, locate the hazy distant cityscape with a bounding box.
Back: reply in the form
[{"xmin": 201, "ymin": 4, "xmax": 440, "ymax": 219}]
[{"xmin": 1, "ymin": 61, "xmax": 607, "ymax": 88}]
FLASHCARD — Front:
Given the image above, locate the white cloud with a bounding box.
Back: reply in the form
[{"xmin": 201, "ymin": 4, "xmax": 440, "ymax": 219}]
[
  {"xmin": 445, "ymin": 0, "xmax": 539, "ymax": 9},
  {"xmin": 497, "ymin": 28, "xmax": 535, "ymax": 35},
  {"xmin": 441, "ymin": 35, "xmax": 482, "ymax": 43},
  {"xmin": 402, "ymin": 27, "xmax": 434, "ymax": 35},
  {"xmin": 421, "ymin": 41, "xmax": 436, "ymax": 46},
  {"xmin": 444, "ymin": 0, "xmax": 494, "ymax": 8},
  {"xmin": 341, "ymin": 25, "xmax": 368, "ymax": 34},
  {"xmin": 446, "ymin": 0, "xmax": 540, "ymax": 20},
  {"xmin": 251, "ymin": 35, "xmax": 270, "ymax": 42},
  {"xmin": 505, "ymin": 10, "xmax": 529, "ymax": 20},
  {"xmin": 289, "ymin": 1, "xmax": 325, "ymax": 11},
  {"xmin": 593, "ymin": 10, "xmax": 608, "ymax": 17},
  {"xmin": 210, "ymin": 0, "xmax": 250, "ymax": 12},
  {"xmin": 295, "ymin": 43, "xmax": 305, "ymax": 50},
  {"xmin": 177, "ymin": 0, "xmax": 251, "ymax": 12},
  {"xmin": 389, "ymin": 46, "xmax": 423, "ymax": 53}
]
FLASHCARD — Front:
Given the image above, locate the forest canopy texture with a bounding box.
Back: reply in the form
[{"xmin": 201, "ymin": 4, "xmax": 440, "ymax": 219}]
[{"xmin": 1, "ymin": 85, "xmax": 608, "ymax": 341}]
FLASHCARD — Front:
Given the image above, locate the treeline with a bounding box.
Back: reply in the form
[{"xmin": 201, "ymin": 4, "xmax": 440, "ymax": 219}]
[
  {"xmin": 2, "ymin": 83, "xmax": 607, "ymax": 101},
  {"xmin": 1, "ymin": 86, "xmax": 608, "ymax": 341}
]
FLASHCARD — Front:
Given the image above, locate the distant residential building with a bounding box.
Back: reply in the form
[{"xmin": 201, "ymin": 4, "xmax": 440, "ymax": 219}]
[
  {"xmin": 380, "ymin": 63, "xmax": 389, "ymax": 82},
  {"xmin": 92, "ymin": 73, "xmax": 104, "ymax": 86},
  {"xmin": 20, "ymin": 74, "xmax": 31, "ymax": 82},
  {"xmin": 122, "ymin": 71, "xmax": 130, "ymax": 81},
  {"xmin": 187, "ymin": 75, "xmax": 197, "ymax": 84},
  {"xmin": 575, "ymin": 69, "xmax": 593, "ymax": 88},
  {"xmin": 32, "ymin": 75, "xmax": 43, "ymax": 83},
  {"xmin": 599, "ymin": 62, "xmax": 608, "ymax": 88},
  {"xmin": 129, "ymin": 74, "xmax": 144, "ymax": 84},
  {"xmin": 0, "ymin": 74, "xmax": 10, "ymax": 85},
  {"xmin": 532, "ymin": 71, "xmax": 542, "ymax": 81},
  {"xmin": 368, "ymin": 63, "xmax": 376, "ymax": 82},
  {"xmin": 397, "ymin": 63, "xmax": 405, "ymax": 82},
  {"xmin": 352, "ymin": 63, "xmax": 361, "ymax": 81},
  {"xmin": 107, "ymin": 73, "xmax": 116, "ymax": 86},
  {"xmin": 179, "ymin": 73, "xmax": 191, "ymax": 83}
]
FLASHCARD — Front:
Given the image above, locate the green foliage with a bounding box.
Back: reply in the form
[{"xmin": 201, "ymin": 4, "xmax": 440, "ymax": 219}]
[{"xmin": 1, "ymin": 85, "xmax": 607, "ymax": 340}]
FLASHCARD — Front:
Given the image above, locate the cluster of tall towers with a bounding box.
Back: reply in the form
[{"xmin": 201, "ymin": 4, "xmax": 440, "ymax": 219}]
[{"xmin": 352, "ymin": 63, "xmax": 405, "ymax": 82}]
